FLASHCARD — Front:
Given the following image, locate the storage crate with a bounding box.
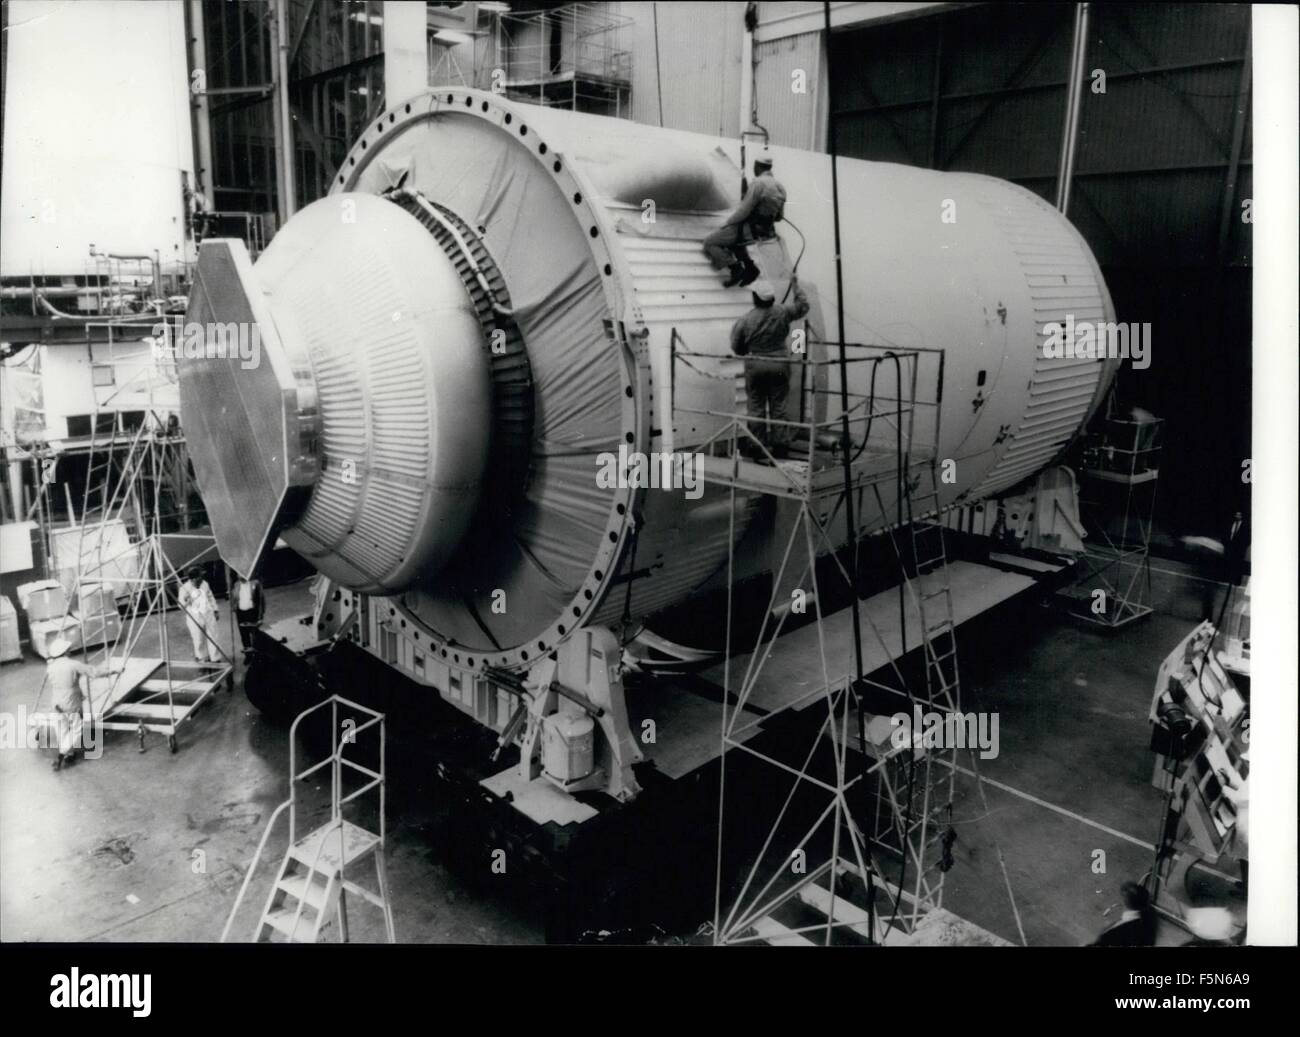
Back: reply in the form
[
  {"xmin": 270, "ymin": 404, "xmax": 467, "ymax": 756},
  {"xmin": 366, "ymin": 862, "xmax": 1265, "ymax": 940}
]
[
  {"xmin": 29, "ymin": 616, "xmax": 83, "ymax": 658},
  {"xmin": 16, "ymin": 579, "xmax": 68, "ymax": 622},
  {"xmin": 76, "ymin": 582, "xmax": 118, "ymax": 621},
  {"xmin": 0, "ymin": 596, "xmax": 21, "ymax": 662},
  {"xmin": 76, "ymin": 610, "xmax": 122, "ymax": 651}
]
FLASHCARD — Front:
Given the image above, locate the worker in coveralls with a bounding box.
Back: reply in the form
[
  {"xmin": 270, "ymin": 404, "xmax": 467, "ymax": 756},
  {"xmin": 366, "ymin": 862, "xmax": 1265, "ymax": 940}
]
[
  {"xmin": 704, "ymin": 155, "xmax": 787, "ymax": 287},
  {"xmin": 730, "ymin": 277, "xmax": 810, "ymax": 461},
  {"xmin": 178, "ymin": 566, "xmax": 221, "ymax": 663},
  {"xmin": 45, "ymin": 638, "xmax": 114, "ymax": 771}
]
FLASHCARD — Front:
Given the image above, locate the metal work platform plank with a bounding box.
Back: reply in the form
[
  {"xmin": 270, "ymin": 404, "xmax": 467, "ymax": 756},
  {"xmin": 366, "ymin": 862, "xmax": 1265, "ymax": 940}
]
[
  {"xmin": 624, "ymin": 679, "xmax": 761, "ymax": 780},
  {"xmin": 702, "ymin": 560, "xmax": 1036, "ymax": 715},
  {"xmin": 750, "ymin": 916, "xmax": 816, "ymax": 946},
  {"xmin": 288, "ymin": 821, "xmax": 379, "ymax": 875},
  {"xmin": 480, "ymin": 770, "xmax": 600, "ymax": 827},
  {"xmin": 89, "ymin": 657, "xmax": 159, "ymax": 713},
  {"xmin": 101, "ymin": 702, "xmax": 185, "ymax": 721},
  {"xmin": 699, "ymin": 448, "xmax": 931, "ymax": 500}
]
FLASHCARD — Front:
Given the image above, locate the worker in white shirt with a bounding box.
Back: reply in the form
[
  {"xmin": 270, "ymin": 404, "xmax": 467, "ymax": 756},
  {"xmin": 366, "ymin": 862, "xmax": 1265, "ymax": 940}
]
[
  {"xmin": 45, "ymin": 638, "xmax": 115, "ymax": 771},
  {"xmin": 178, "ymin": 565, "xmax": 221, "ymax": 662},
  {"xmin": 231, "ymin": 575, "xmax": 264, "ymax": 655}
]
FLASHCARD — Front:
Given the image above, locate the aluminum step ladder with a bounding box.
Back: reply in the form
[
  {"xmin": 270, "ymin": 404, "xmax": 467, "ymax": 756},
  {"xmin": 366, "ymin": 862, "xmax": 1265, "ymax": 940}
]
[
  {"xmin": 222, "ymin": 695, "xmax": 396, "ymax": 943},
  {"xmin": 257, "ymin": 818, "xmax": 393, "ymax": 943}
]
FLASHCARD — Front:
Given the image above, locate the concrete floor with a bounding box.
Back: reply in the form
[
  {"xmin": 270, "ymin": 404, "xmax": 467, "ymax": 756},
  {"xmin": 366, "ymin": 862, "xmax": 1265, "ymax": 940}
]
[
  {"xmin": 0, "ymin": 580, "xmax": 542, "ymax": 943},
  {"xmin": 0, "ymin": 557, "xmax": 1239, "ymax": 944}
]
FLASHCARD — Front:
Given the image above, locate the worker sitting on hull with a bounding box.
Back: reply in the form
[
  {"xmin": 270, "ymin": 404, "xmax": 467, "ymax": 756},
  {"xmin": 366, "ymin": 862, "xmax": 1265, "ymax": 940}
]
[
  {"xmin": 704, "ymin": 155, "xmax": 786, "ymax": 287},
  {"xmin": 730, "ymin": 278, "xmax": 810, "ymax": 461}
]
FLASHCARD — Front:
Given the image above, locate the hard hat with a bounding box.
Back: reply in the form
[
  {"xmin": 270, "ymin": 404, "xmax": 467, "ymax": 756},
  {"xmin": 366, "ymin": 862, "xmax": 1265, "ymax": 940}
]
[
  {"xmin": 48, "ymin": 638, "xmax": 72, "ymax": 658},
  {"xmin": 751, "ymin": 281, "xmax": 776, "ymax": 303}
]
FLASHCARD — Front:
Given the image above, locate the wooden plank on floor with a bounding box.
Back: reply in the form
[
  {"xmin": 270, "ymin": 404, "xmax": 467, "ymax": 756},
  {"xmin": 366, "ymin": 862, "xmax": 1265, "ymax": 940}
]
[
  {"xmin": 750, "ymin": 916, "xmax": 816, "ymax": 946},
  {"xmin": 702, "ymin": 561, "xmax": 1036, "ymax": 714},
  {"xmin": 797, "ymin": 882, "xmax": 874, "ymax": 940}
]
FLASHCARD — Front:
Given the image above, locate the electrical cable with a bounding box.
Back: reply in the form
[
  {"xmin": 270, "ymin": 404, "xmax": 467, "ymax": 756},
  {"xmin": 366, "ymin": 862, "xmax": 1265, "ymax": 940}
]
[
  {"xmin": 776, "ymin": 215, "xmax": 808, "ymax": 305},
  {"xmin": 651, "ymin": 2, "xmax": 665, "ymax": 128}
]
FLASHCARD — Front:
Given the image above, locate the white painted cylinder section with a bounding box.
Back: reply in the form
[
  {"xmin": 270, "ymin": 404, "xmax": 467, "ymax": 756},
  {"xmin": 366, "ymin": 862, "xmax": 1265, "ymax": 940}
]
[{"xmin": 186, "ymin": 88, "xmax": 1115, "ymax": 670}]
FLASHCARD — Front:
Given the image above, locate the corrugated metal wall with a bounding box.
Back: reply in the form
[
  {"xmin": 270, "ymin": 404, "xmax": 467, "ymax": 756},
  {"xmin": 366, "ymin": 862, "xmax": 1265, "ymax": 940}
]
[
  {"xmin": 609, "ymin": 1, "xmax": 745, "ymax": 137},
  {"xmin": 826, "ymin": 1, "xmax": 1253, "ymax": 538},
  {"xmin": 754, "ymin": 30, "xmax": 825, "ymax": 150},
  {"xmin": 827, "ymin": 2, "xmax": 1252, "ymax": 267}
]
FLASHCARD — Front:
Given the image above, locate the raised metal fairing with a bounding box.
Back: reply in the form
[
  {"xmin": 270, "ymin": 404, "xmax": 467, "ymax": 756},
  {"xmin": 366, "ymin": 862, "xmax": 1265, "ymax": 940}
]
[{"xmin": 181, "ymin": 239, "xmax": 318, "ymax": 578}]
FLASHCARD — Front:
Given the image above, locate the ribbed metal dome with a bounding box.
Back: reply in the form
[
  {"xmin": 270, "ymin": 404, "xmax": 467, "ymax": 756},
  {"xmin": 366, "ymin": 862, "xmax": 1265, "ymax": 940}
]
[{"xmin": 252, "ymin": 194, "xmax": 494, "ymax": 593}]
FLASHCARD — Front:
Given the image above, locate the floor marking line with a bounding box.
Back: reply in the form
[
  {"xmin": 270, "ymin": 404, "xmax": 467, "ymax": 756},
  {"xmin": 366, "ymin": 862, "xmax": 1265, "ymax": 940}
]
[
  {"xmin": 942, "ymin": 761, "xmax": 1240, "ymax": 885},
  {"xmin": 943, "ymin": 760, "xmax": 1154, "ymax": 849}
]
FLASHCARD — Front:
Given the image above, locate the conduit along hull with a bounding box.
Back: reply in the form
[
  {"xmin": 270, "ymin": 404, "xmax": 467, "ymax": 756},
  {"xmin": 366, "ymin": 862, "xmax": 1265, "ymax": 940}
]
[{"xmin": 181, "ymin": 89, "xmax": 1116, "ymax": 811}]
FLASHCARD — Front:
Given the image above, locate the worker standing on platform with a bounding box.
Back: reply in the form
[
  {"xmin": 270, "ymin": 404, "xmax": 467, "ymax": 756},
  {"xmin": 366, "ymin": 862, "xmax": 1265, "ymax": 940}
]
[
  {"xmin": 45, "ymin": 638, "xmax": 114, "ymax": 771},
  {"xmin": 704, "ymin": 155, "xmax": 787, "ymax": 287},
  {"xmin": 179, "ymin": 566, "xmax": 221, "ymax": 663},
  {"xmin": 730, "ymin": 277, "xmax": 810, "ymax": 460},
  {"xmin": 231, "ymin": 574, "xmax": 264, "ymax": 656}
]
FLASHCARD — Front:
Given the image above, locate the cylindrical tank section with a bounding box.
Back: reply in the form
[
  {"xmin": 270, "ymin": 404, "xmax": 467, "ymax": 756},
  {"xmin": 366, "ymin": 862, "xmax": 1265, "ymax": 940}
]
[{"xmin": 181, "ymin": 88, "xmax": 1116, "ymax": 673}]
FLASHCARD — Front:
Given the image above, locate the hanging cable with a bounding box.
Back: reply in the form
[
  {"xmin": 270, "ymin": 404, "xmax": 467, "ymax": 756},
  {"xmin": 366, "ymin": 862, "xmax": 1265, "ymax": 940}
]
[{"xmin": 651, "ymin": 3, "xmax": 665, "ymax": 128}]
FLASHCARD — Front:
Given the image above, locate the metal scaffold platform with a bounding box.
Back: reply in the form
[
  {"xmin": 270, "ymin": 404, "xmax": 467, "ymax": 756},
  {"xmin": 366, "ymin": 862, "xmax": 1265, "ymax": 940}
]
[
  {"xmin": 1059, "ymin": 411, "xmax": 1164, "ymax": 628},
  {"xmin": 30, "ymin": 322, "xmax": 234, "ymax": 753},
  {"xmin": 673, "ymin": 334, "xmax": 1023, "ymax": 946}
]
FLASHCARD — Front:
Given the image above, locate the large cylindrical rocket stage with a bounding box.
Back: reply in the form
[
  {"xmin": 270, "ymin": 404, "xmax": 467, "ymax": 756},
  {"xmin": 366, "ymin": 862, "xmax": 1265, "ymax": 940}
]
[{"xmin": 180, "ymin": 88, "xmax": 1116, "ymax": 673}]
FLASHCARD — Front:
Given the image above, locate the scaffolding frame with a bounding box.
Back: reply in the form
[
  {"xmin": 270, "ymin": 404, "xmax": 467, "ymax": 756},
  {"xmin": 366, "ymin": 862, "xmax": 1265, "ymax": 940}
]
[
  {"xmin": 1060, "ymin": 416, "xmax": 1163, "ymax": 628},
  {"xmin": 494, "ymin": 3, "xmax": 631, "ymax": 115},
  {"xmin": 31, "ymin": 320, "xmax": 234, "ymax": 753},
  {"xmin": 671, "ymin": 335, "xmax": 976, "ymax": 944}
]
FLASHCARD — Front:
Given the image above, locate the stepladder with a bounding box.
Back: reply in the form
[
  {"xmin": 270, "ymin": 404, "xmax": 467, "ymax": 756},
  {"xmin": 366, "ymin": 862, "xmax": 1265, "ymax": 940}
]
[
  {"xmin": 257, "ymin": 819, "xmax": 395, "ymax": 943},
  {"xmin": 222, "ymin": 695, "xmax": 396, "ymax": 943}
]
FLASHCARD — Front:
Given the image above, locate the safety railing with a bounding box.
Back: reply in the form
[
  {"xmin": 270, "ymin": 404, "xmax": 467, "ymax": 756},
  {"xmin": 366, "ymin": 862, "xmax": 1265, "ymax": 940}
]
[
  {"xmin": 219, "ymin": 694, "xmax": 386, "ymax": 942},
  {"xmin": 670, "ymin": 331, "xmax": 945, "ymax": 500}
]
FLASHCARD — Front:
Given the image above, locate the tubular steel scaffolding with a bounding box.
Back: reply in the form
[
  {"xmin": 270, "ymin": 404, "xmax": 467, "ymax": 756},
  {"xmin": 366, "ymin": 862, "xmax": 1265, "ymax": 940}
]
[
  {"xmin": 1059, "ymin": 413, "xmax": 1163, "ymax": 628},
  {"xmin": 31, "ymin": 321, "xmax": 233, "ymax": 753},
  {"xmin": 496, "ymin": 3, "xmax": 631, "ymax": 115},
  {"xmin": 672, "ymin": 335, "xmax": 985, "ymax": 945}
]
